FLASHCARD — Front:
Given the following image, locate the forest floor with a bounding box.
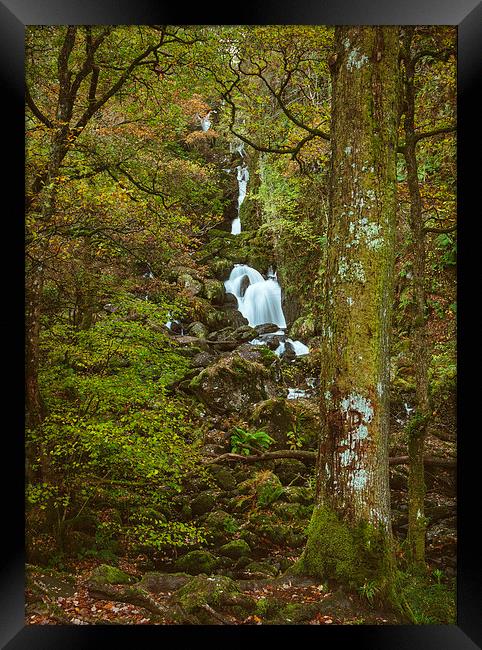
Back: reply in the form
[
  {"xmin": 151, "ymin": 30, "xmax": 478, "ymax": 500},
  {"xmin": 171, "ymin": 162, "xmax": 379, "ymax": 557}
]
[{"xmin": 26, "ymin": 558, "xmax": 402, "ymax": 626}]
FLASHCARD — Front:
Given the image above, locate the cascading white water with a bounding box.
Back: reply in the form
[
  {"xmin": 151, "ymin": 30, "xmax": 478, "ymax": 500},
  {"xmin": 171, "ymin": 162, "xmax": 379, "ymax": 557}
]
[
  {"xmin": 224, "ymin": 264, "xmax": 286, "ymax": 328},
  {"xmin": 274, "ymin": 339, "xmax": 309, "ymax": 357},
  {"xmin": 231, "ymin": 163, "xmax": 249, "ymax": 235},
  {"xmin": 242, "ymin": 279, "xmax": 286, "ymax": 328},
  {"xmin": 200, "ymin": 111, "xmax": 213, "ymax": 132}
]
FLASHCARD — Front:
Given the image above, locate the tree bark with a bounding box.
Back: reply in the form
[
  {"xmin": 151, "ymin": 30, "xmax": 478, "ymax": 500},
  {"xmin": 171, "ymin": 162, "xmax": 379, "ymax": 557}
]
[
  {"xmin": 296, "ymin": 27, "xmax": 400, "ymax": 589},
  {"xmin": 401, "ymin": 28, "xmax": 431, "ymax": 570}
]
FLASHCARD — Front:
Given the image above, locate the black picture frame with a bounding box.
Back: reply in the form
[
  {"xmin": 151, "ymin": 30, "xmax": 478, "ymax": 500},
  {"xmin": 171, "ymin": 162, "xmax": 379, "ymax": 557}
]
[{"xmin": 2, "ymin": 0, "xmax": 480, "ymax": 647}]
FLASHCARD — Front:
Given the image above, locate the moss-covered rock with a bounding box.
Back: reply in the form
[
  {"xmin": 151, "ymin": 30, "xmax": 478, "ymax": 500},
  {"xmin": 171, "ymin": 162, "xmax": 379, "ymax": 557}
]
[
  {"xmin": 248, "ymin": 398, "xmax": 320, "ymax": 448},
  {"xmin": 190, "ymin": 491, "xmax": 218, "ymax": 516},
  {"xmin": 238, "ymin": 470, "xmax": 284, "ymax": 507},
  {"xmin": 177, "ymin": 273, "xmax": 203, "ymax": 297},
  {"xmin": 87, "ymin": 564, "xmax": 135, "ymax": 586},
  {"xmin": 273, "ymin": 601, "xmax": 321, "ymax": 624},
  {"xmin": 203, "ymin": 279, "xmax": 225, "ymax": 305},
  {"xmin": 272, "ymin": 501, "xmax": 312, "ymax": 522},
  {"xmin": 208, "ymin": 464, "xmax": 237, "ymax": 491},
  {"xmin": 174, "ymin": 550, "xmax": 219, "ymax": 575},
  {"xmin": 244, "ymin": 561, "xmax": 279, "ymax": 578},
  {"xmin": 188, "ymin": 353, "xmax": 278, "ymax": 415},
  {"xmin": 170, "ymin": 574, "xmax": 256, "ymax": 624},
  {"xmin": 187, "ymin": 321, "xmax": 209, "ymax": 338},
  {"xmin": 274, "ymin": 458, "xmax": 308, "ymax": 486},
  {"xmin": 139, "ymin": 572, "xmax": 191, "ymax": 593},
  {"xmin": 203, "ymin": 510, "xmax": 238, "ymax": 544},
  {"xmin": 219, "ymin": 539, "xmax": 251, "ymax": 559},
  {"xmin": 247, "ymin": 511, "xmax": 291, "ymax": 546},
  {"xmin": 290, "ymin": 315, "xmax": 317, "ymax": 340},
  {"xmin": 281, "ymin": 485, "xmax": 314, "ymax": 505}
]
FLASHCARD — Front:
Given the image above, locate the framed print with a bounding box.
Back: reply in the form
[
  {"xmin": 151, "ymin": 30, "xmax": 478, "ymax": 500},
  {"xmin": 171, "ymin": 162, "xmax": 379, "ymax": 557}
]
[{"xmin": 2, "ymin": 0, "xmax": 481, "ymax": 647}]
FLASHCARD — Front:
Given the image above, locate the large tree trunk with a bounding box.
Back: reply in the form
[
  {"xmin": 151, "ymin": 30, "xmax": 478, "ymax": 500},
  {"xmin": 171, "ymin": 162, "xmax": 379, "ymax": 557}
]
[
  {"xmin": 296, "ymin": 27, "xmax": 400, "ymax": 588},
  {"xmin": 402, "ymin": 28, "xmax": 430, "ymax": 570}
]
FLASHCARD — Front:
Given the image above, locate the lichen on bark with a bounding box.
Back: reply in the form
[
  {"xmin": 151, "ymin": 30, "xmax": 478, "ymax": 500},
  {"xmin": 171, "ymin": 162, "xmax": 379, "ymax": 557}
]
[{"xmin": 299, "ymin": 26, "xmax": 400, "ymax": 588}]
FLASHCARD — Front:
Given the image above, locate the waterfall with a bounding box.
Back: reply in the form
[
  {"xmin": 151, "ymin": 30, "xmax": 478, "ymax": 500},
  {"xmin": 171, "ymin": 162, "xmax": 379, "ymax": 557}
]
[
  {"xmin": 224, "ymin": 263, "xmax": 310, "ymax": 357},
  {"xmin": 274, "ymin": 339, "xmax": 309, "ymax": 357},
  {"xmin": 231, "ymin": 163, "xmax": 249, "ymax": 235},
  {"xmin": 229, "ymin": 138, "xmax": 248, "ymax": 235},
  {"xmin": 224, "ymin": 264, "xmax": 286, "ymax": 328}
]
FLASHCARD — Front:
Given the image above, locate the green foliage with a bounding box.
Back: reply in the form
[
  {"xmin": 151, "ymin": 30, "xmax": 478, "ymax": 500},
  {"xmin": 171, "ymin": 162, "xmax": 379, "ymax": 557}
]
[
  {"xmin": 358, "ymin": 579, "xmax": 380, "ymax": 605},
  {"xmin": 286, "ymin": 415, "xmax": 307, "ymax": 450},
  {"xmin": 393, "ymin": 570, "xmax": 456, "ymax": 624},
  {"xmin": 230, "ymin": 427, "xmax": 274, "ymax": 456},
  {"xmin": 433, "ymin": 232, "xmax": 456, "ymax": 269}
]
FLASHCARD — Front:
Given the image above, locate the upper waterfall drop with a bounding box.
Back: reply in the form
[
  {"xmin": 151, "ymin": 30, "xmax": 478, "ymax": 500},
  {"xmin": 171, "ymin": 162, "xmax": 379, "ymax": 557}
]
[{"xmin": 231, "ymin": 141, "xmax": 249, "ymax": 235}]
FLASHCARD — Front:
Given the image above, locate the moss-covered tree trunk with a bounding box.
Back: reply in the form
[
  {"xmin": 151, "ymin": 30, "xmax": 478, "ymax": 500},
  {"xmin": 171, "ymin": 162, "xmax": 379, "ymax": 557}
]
[
  {"xmin": 401, "ymin": 28, "xmax": 430, "ymax": 570},
  {"xmin": 297, "ymin": 27, "xmax": 400, "ymax": 588}
]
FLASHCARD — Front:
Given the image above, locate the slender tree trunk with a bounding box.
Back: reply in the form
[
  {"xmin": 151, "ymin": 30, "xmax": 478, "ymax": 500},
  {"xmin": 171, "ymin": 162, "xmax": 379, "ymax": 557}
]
[
  {"xmin": 401, "ymin": 29, "xmax": 430, "ymax": 570},
  {"xmin": 295, "ymin": 27, "xmax": 400, "ymax": 589},
  {"xmin": 25, "ymin": 263, "xmax": 44, "ymax": 429}
]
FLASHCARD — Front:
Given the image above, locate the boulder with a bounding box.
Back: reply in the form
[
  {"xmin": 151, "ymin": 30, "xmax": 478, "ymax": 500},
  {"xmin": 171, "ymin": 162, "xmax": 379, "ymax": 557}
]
[
  {"xmin": 203, "ymin": 510, "xmax": 238, "ymax": 544},
  {"xmin": 190, "ymin": 490, "xmax": 218, "ymax": 515},
  {"xmin": 188, "ymin": 353, "xmax": 278, "ymax": 415},
  {"xmin": 242, "ymin": 561, "xmax": 279, "ymax": 579},
  {"xmin": 170, "ymin": 574, "xmax": 256, "ymax": 624},
  {"xmin": 191, "ymin": 351, "xmax": 219, "ymax": 368},
  {"xmin": 208, "ymin": 464, "xmax": 237, "ymax": 491},
  {"xmin": 174, "ymin": 550, "xmax": 219, "ymax": 575},
  {"xmin": 177, "ymin": 273, "xmax": 203, "ymax": 297},
  {"xmin": 254, "ymin": 323, "xmax": 281, "ymax": 336},
  {"xmin": 139, "ymin": 572, "xmax": 191, "ymax": 593},
  {"xmin": 203, "ymin": 279, "xmax": 226, "ymax": 305},
  {"xmin": 187, "ymin": 321, "xmax": 209, "ymax": 339},
  {"xmin": 219, "ymin": 539, "xmax": 251, "ymax": 560},
  {"xmin": 87, "ymin": 564, "xmax": 135, "ymax": 587},
  {"xmin": 274, "ymin": 458, "xmax": 308, "ymax": 486},
  {"xmin": 249, "ymin": 398, "xmax": 321, "ymax": 448}
]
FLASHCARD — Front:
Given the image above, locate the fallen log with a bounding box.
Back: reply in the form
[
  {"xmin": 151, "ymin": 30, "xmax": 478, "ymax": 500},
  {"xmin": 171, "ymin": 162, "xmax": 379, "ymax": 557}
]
[
  {"xmin": 87, "ymin": 581, "xmax": 167, "ymax": 617},
  {"xmin": 389, "ymin": 455, "xmax": 456, "ymax": 469},
  {"xmin": 203, "ymin": 450, "xmax": 456, "ymax": 469}
]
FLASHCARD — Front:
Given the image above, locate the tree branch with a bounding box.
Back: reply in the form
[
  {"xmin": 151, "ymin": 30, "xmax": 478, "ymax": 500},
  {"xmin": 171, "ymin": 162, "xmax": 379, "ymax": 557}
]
[
  {"xmin": 25, "ymin": 85, "xmax": 53, "ymax": 128},
  {"xmin": 414, "ymin": 125, "xmax": 456, "ymax": 143}
]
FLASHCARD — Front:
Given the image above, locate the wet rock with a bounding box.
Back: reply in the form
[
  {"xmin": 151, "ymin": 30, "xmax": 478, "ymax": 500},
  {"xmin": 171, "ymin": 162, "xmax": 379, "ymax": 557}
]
[
  {"xmin": 174, "ymin": 550, "xmax": 219, "ymax": 575},
  {"xmin": 254, "ymin": 323, "xmax": 281, "ymax": 336},
  {"xmin": 281, "ymin": 340, "xmax": 296, "ymax": 362},
  {"xmin": 187, "ymin": 321, "xmax": 209, "ymax": 339},
  {"xmin": 239, "ymin": 275, "xmax": 251, "ymax": 297},
  {"xmin": 223, "ymin": 292, "xmax": 238, "ymax": 307}
]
